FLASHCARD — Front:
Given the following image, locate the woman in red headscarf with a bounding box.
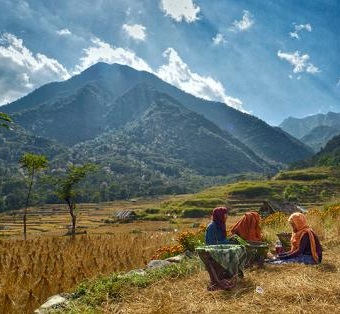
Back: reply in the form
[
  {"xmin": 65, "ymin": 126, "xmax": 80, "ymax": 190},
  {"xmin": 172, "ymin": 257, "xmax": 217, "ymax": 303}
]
[
  {"xmin": 205, "ymin": 207, "xmax": 230, "ymax": 245},
  {"xmin": 230, "ymin": 211, "xmax": 262, "ymax": 242},
  {"xmin": 271, "ymin": 212, "xmax": 322, "ymax": 264},
  {"xmin": 202, "ymin": 206, "xmax": 238, "ymax": 290}
]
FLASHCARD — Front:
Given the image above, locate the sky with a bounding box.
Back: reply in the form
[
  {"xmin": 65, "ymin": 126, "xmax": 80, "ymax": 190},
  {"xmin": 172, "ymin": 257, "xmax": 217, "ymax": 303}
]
[{"xmin": 0, "ymin": 0, "xmax": 339, "ymax": 126}]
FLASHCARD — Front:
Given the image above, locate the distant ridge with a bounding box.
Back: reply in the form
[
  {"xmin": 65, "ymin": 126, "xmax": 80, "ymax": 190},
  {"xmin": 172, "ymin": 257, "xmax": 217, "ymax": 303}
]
[{"xmin": 280, "ymin": 112, "xmax": 340, "ymax": 152}]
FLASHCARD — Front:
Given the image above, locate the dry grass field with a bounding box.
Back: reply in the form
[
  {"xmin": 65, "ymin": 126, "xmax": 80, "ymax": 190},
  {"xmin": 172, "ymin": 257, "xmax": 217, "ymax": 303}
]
[
  {"xmin": 115, "ymin": 248, "xmax": 340, "ymax": 314},
  {"xmin": 0, "ymin": 233, "xmax": 174, "ymax": 314},
  {"xmin": 113, "ymin": 212, "xmax": 340, "ymax": 314},
  {"xmin": 57, "ymin": 204, "xmax": 340, "ymax": 314},
  {"xmin": 0, "ymin": 196, "xmax": 176, "ymax": 237},
  {"xmin": 0, "ymin": 197, "xmax": 211, "ymax": 314},
  {"xmin": 1, "ymin": 196, "xmax": 339, "ymax": 314}
]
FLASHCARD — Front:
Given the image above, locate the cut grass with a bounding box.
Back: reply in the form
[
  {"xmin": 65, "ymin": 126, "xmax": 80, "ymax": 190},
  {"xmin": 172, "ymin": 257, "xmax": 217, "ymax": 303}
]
[
  {"xmin": 53, "ymin": 258, "xmax": 202, "ymax": 313},
  {"xmin": 59, "ymin": 244, "xmax": 340, "ymax": 314}
]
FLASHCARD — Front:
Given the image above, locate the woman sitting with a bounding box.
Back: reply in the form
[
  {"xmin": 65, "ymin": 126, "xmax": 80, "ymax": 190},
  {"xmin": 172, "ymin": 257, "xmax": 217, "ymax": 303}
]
[
  {"xmin": 205, "ymin": 207, "xmax": 230, "ymax": 245},
  {"xmin": 230, "ymin": 211, "xmax": 262, "ymax": 242},
  {"xmin": 271, "ymin": 212, "xmax": 322, "ymax": 264},
  {"xmin": 202, "ymin": 206, "xmax": 241, "ymax": 290}
]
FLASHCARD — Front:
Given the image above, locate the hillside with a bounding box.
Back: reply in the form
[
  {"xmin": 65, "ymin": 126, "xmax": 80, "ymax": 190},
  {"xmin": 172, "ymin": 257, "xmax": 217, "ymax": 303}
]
[
  {"xmin": 2, "ymin": 62, "xmax": 312, "ymax": 164},
  {"xmin": 307, "ymin": 134, "xmax": 340, "ymax": 166},
  {"xmin": 72, "ymin": 86, "xmax": 270, "ymax": 175},
  {"xmin": 299, "ymin": 125, "xmax": 340, "ymax": 152},
  {"xmin": 158, "ymin": 166, "xmax": 340, "ymax": 217},
  {"xmin": 280, "ymin": 112, "xmax": 340, "ymax": 152}
]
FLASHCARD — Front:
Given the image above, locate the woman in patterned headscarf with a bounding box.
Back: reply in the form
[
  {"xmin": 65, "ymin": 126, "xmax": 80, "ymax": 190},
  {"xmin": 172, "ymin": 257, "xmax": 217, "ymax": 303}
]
[
  {"xmin": 230, "ymin": 211, "xmax": 262, "ymax": 242},
  {"xmin": 205, "ymin": 207, "xmax": 230, "ymax": 245},
  {"xmin": 271, "ymin": 212, "xmax": 322, "ymax": 264}
]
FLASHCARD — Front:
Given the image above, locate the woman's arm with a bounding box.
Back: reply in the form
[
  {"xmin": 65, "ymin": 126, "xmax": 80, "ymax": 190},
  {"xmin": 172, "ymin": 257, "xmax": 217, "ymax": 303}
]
[{"xmin": 278, "ymin": 233, "xmax": 309, "ymax": 260}]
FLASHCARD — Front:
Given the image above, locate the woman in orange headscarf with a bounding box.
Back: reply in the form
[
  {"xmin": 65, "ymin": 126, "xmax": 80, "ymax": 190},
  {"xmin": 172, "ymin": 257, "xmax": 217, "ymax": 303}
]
[
  {"xmin": 230, "ymin": 211, "xmax": 262, "ymax": 242},
  {"xmin": 272, "ymin": 212, "xmax": 322, "ymax": 264}
]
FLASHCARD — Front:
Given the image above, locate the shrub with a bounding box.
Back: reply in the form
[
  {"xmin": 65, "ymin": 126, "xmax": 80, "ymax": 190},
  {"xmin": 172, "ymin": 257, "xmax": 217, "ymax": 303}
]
[
  {"xmin": 152, "ymin": 227, "xmax": 205, "ymax": 259},
  {"xmin": 145, "ymin": 208, "xmax": 160, "ymax": 214},
  {"xmin": 181, "ymin": 198, "xmax": 225, "ymax": 208},
  {"xmin": 181, "ymin": 208, "xmax": 211, "ymax": 218},
  {"xmin": 176, "ymin": 230, "xmax": 204, "ymax": 252},
  {"xmin": 152, "ymin": 244, "xmax": 184, "ymax": 260},
  {"xmin": 229, "ymin": 183, "xmax": 274, "ymax": 198},
  {"xmin": 262, "ymin": 212, "xmax": 288, "ymax": 229},
  {"xmin": 283, "ymin": 184, "xmax": 310, "ymax": 202}
]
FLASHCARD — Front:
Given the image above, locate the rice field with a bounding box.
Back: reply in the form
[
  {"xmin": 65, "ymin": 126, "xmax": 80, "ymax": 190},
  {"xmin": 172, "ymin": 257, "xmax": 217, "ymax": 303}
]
[{"xmin": 0, "ymin": 197, "xmax": 208, "ymax": 314}]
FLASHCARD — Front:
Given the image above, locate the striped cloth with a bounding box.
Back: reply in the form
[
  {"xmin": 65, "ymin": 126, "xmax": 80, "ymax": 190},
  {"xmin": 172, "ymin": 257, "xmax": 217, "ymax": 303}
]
[{"xmin": 196, "ymin": 244, "xmax": 247, "ymax": 278}]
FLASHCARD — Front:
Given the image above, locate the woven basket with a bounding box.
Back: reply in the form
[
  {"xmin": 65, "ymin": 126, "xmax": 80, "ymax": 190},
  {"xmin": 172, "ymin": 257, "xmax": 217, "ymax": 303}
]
[
  {"xmin": 245, "ymin": 241, "xmax": 269, "ymax": 267},
  {"xmin": 276, "ymin": 232, "xmax": 292, "ymax": 251}
]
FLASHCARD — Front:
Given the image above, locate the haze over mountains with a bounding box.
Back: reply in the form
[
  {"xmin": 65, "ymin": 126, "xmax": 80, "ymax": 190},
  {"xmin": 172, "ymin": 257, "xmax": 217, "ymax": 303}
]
[
  {"xmin": 0, "ymin": 62, "xmax": 317, "ymax": 210},
  {"xmin": 280, "ymin": 112, "xmax": 340, "ymax": 152}
]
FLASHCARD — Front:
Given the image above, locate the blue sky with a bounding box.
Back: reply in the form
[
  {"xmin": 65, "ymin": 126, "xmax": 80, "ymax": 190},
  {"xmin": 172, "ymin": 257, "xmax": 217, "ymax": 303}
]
[{"xmin": 0, "ymin": 0, "xmax": 339, "ymax": 125}]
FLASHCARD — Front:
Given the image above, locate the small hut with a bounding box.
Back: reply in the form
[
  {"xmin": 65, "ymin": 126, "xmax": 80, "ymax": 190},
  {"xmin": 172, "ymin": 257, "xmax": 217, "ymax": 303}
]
[{"xmin": 260, "ymin": 200, "xmax": 306, "ymax": 217}]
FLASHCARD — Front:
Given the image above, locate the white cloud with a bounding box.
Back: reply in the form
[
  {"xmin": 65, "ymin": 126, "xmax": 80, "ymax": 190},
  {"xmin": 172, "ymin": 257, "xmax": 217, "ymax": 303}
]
[
  {"xmin": 122, "ymin": 24, "xmax": 147, "ymax": 42},
  {"xmin": 160, "ymin": 0, "xmax": 200, "ymax": 23},
  {"xmin": 74, "ymin": 37, "xmax": 152, "ymax": 73},
  {"xmin": 337, "ymin": 78, "xmax": 340, "ymax": 87},
  {"xmin": 289, "ymin": 32, "xmax": 299, "ymax": 39},
  {"xmin": 289, "ymin": 23, "xmax": 312, "ymax": 39},
  {"xmin": 76, "ymin": 39, "xmax": 242, "ymax": 109},
  {"xmin": 56, "ymin": 28, "xmax": 72, "ymax": 36},
  {"xmin": 277, "ymin": 50, "xmax": 320, "ymax": 75},
  {"xmin": 230, "ymin": 10, "xmax": 254, "ymax": 32},
  {"xmin": 305, "ymin": 63, "xmax": 319, "ymax": 74},
  {"xmin": 156, "ymin": 48, "xmax": 243, "ymax": 110},
  {"xmin": 0, "ymin": 33, "xmax": 243, "ymax": 112},
  {"xmin": 0, "ymin": 33, "xmax": 70, "ymax": 105},
  {"xmin": 212, "ymin": 33, "xmax": 227, "ymax": 46}
]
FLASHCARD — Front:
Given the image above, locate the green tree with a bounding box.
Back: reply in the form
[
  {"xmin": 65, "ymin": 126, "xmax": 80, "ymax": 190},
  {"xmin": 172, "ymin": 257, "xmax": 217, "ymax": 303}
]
[
  {"xmin": 20, "ymin": 153, "xmax": 48, "ymax": 240},
  {"xmin": 56, "ymin": 164, "xmax": 95, "ymax": 236},
  {"xmin": 0, "ymin": 112, "xmax": 12, "ymax": 128}
]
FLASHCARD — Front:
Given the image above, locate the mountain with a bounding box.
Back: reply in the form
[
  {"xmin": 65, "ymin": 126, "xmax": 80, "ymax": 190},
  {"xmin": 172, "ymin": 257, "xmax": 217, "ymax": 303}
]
[
  {"xmin": 2, "ymin": 62, "xmax": 312, "ymax": 164},
  {"xmin": 0, "ymin": 62, "xmax": 315, "ymax": 211},
  {"xmin": 0, "ymin": 85, "xmax": 272, "ymax": 211},
  {"xmin": 300, "ymin": 125, "xmax": 340, "ymax": 152},
  {"xmin": 280, "ymin": 112, "xmax": 340, "ymax": 151},
  {"xmin": 309, "ymin": 134, "xmax": 340, "ymax": 166},
  {"xmin": 293, "ymin": 133, "xmax": 340, "ymax": 169},
  {"xmin": 72, "ymin": 86, "xmax": 270, "ymax": 176}
]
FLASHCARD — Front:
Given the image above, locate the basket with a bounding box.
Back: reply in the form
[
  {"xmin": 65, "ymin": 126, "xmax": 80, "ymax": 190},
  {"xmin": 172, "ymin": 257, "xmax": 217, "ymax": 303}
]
[
  {"xmin": 276, "ymin": 232, "xmax": 292, "ymax": 251},
  {"xmin": 245, "ymin": 241, "xmax": 269, "ymax": 267}
]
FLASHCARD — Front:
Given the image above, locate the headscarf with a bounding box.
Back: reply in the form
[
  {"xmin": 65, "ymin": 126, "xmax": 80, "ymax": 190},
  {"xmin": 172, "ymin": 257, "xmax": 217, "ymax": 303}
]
[
  {"xmin": 230, "ymin": 211, "xmax": 262, "ymax": 241},
  {"xmin": 288, "ymin": 212, "xmax": 319, "ymax": 263},
  {"xmin": 212, "ymin": 207, "xmax": 229, "ymax": 235}
]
